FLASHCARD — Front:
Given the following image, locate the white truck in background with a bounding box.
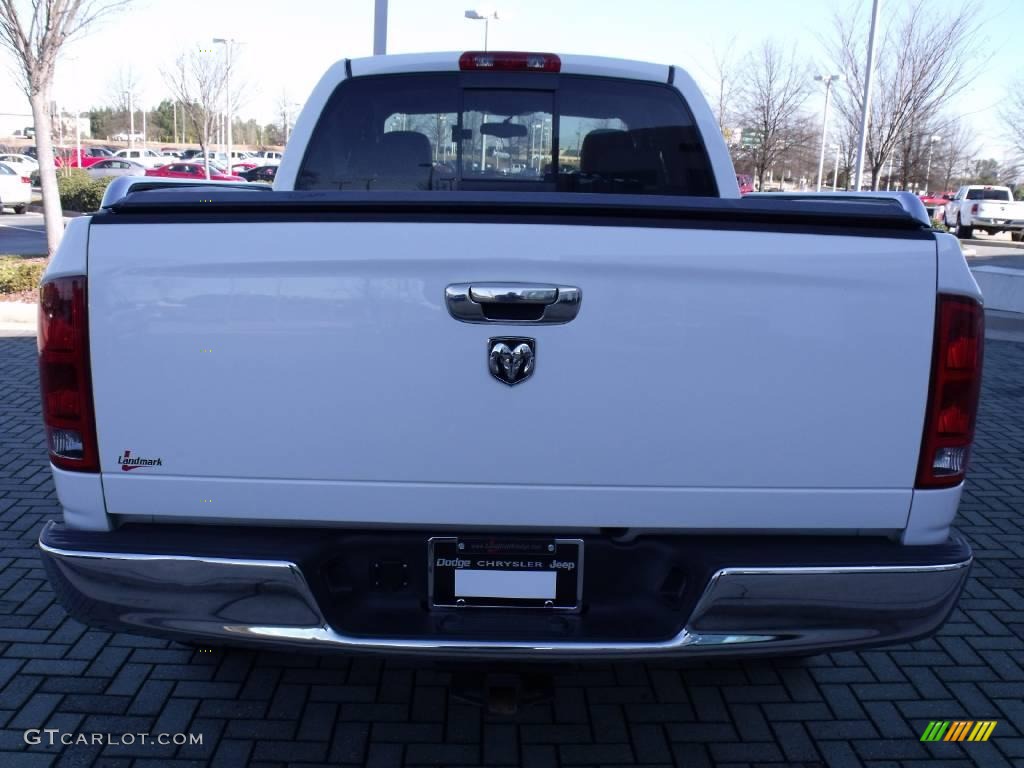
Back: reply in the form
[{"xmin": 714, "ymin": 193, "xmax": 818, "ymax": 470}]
[
  {"xmin": 37, "ymin": 51, "xmax": 983, "ymax": 659},
  {"xmin": 942, "ymin": 184, "xmax": 1024, "ymax": 240}
]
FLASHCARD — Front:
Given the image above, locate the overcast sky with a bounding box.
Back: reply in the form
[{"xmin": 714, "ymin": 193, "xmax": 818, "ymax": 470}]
[{"xmin": 0, "ymin": 0, "xmax": 1019, "ymax": 159}]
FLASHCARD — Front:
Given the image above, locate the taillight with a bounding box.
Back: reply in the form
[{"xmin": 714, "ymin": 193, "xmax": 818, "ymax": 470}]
[
  {"xmin": 459, "ymin": 51, "xmax": 561, "ymax": 72},
  {"xmin": 916, "ymin": 295, "xmax": 984, "ymax": 489},
  {"xmin": 971, "ymin": 203, "xmax": 979, "ymax": 215},
  {"xmin": 38, "ymin": 276, "xmax": 99, "ymax": 472},
  {"xmin": 21, "ymin": 176, "xmax": 31, "ymax": 184}
]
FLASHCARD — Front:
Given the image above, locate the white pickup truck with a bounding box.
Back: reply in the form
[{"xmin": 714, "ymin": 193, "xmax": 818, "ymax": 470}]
[
  {"xmin": 37, "ymin": 51, "xmax": 984, "ymax": 659},
  {"xmin": 942, "ymin": 184, "xmax": 1024, "ymax": 240}
]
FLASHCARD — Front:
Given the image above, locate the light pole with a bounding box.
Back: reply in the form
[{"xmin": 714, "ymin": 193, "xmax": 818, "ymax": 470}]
[
  {"xmin": 374, "ymin": 0, "xmax": 388, "ymax": 54},
  {"xmin": 213, "ymin": 38, "xmax": 237, "ymax": 164},
  {"xmin": 124, "ymin": 90, "xmax": 135, "ymax": 148},
  {"xmin": 814, "ymin": 74, "xmax": 842, "ymax": 192},
  {"xmin": 283, "ymin": 102, "xmax": 300, "ymax": 144},
  {"xmin": 853, "ymin": 0, "xmax": 881, "ymax": 190},
  {"xmin": 530, "ymin": 120, "xmax": 539, "ymax": 170},
  {"xmin": 75, "ymin": 109, "xmax": 82, "ymax": 163},
  {"xmin": 465, "ymin": 9, "xmax": 499, "ymax": 50},
  {"xmin": 923, "ymin": 134, "xmax": 941, "ymax": 194},
  {"xmin": 832, "ymin": 144, "xmax": 841, "ymax": 191},
  {"xmin": 480, "ymin": 114, "xmax": 487, "ymax": 172},
  {"xmin": 436, "ymin": 114, "xmax": 449, "ymax": 162}
]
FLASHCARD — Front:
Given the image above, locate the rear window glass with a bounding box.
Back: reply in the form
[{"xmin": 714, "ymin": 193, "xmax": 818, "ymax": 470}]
[
  {"xmin": 297, "ymin": 73, "xmax": 717, "ymax": 196},
  {"xmin": 965, "ymin": 188, "xmax": 1011, "ymax": 201}
]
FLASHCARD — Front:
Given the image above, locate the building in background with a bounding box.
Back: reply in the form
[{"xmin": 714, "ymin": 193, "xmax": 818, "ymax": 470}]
[{"xmin": 0, "ymin": 112, "xmax": 34, "ymax": 138}]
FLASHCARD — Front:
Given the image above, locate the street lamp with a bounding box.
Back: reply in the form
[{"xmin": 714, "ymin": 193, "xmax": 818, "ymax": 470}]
[
  {"xmin": 283, "ymin": 101, "xmax": 301, "ymax": 144},
  {"xmin": 213, "ymin": 38, "xmax": 239, "ymax": 165},
  {"xmin": 923, "ymin": 134, "xmax": 941, "ymax": 195},
  {"xmin": 530, "ymin": 120, "xmax": 544, "ymax": 171},
  {"xmin": 465, "ymin": 9, "xmax": 499, "ymax": 173},
  {"xmin": 832, "ymin": 144, "xmax": 841, "ymax": 191},
  {"xmin": 123, "ymin": 90, "xmax": 134, "ymax": 148},
  {"xmin": 465, "ymin": 9, "xmax": 498, "ymax": 51},
  {"xmin": 814, "ymin": 74, "xmax": 842, "ymax": 192},
  {"xmin": 374, "ymin": 0, "xmax": 388, "ymax": 55},
  {"xmin": 853, "ymin": 0, "xmax": 881, "ymax": 191},
  {"xmin": 435, "ymin": 114, "xmax": 450, "ymax": 162},
  {"xmin": 72, "ymin": 108, "xmax": 88, "ymax": 164}
]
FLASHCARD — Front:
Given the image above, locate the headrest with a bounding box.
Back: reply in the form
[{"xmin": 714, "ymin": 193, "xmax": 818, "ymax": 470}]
[
  {"xmin": 379, "ymin": 131, "xmax": 432, "ymax": 169},
  {"xmin": 580, "ymin": 129, "xmax": 634, "ymax": 175}
]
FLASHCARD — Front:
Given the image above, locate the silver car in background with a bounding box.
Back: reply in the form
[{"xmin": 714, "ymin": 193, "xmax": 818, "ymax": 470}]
[{"xmin": 86, "ymin": 159, "xmax": 147, "ymax": 179}]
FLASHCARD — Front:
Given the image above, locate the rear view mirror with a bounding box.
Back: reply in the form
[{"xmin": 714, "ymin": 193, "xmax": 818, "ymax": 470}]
[{"xmin": 481, "ymin": 122, "xmax": 528, "ymax": 139}]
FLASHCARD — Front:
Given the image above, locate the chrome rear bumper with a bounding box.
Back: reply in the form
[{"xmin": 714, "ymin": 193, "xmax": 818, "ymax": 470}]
[
  {"xmin": 973, "ymin": 217, "xmax": 1024, "ymax": 229},
  {"xmin": 38, "ymin": 521, "xmax": 972, "ymax": 658}
]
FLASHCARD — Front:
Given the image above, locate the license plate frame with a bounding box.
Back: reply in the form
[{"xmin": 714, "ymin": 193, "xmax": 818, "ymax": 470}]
[{"xmin": 428, "ymin": 536, "xmax": 583, "ymax": 611}]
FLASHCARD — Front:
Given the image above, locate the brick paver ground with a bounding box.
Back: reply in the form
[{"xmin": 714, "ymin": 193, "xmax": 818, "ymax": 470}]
[{"xmin": 1, "ymin": 332, "xmax": 1022, "ymax": 767}]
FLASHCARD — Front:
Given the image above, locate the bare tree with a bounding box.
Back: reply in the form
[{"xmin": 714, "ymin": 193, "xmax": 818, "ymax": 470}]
[
  {"xmin": 162, "ymin": 48, "xmax": 227, "ymax": 179},
  {"xmin": 220, "ymin": 47, "xmax": 248, "ymax": 153},
  {"xmin": 931, "ymin": 118, "xmax": 977, "ymax": 192},
  {"xmin": 275, "ymin": 88, "xmax": 298, "ymax": 144},
  {"xmin": 108, "ymin": 65, "xmax": 139, "ymax": 112},
  {"xmin": 103, "ymin": 65, "xmax": 141, "ymax": 141},
  {"xmin": 835, "ymin": 118, "xmax": 861, "ymax": 190},
  {"xmin": 738, "ymin": 41, "xmax": 812, "ymax": 191},
  {"xmin": 709, "ymin": 39, "xmax": 739, "ymax": 135},
  {"xmin": 895, "ymin": 128, "xmax": 928, "ymax": 191},
  {"xmin": 0, "ymin": 0, "xmax": 132, "ymax": 254},
  {"xmin": 966, "ymin": 157, "xmax": 1019, "ymax": 187},
  {"xmin": 828, "ymin": 0, "xmax": 984, "ymax": 190}
]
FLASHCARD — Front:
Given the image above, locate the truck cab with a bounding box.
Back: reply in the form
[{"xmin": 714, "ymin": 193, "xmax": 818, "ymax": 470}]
[{"xmin": 943, "ymin": 184, "xmax": 1024, "ymax": 240}]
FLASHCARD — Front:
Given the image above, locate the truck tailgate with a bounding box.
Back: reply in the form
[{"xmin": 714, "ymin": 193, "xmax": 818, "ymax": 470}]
[{"xmin": 87, "ymin": 219, "xmax": 936, "ymax": 531}]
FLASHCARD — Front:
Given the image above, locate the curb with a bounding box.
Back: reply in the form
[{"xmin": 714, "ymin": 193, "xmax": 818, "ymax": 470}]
[
  {"xmin": 963, "ymin": 238, "xmax": 1024, "ymax": 250},
  {"xmin": 971, "ymin": 267, "xmax": 1024, "ymax": 315},
  {"xmin": 25, "ymin": 205, "xmax": 85, "ymax": 218},
  {"xmin": 0, "ymin": 301, "xmax": 37, "ymax": 325},
  {"xmin": 985, "ymin": 309, "xmax": 1024, "ymax": 343}
]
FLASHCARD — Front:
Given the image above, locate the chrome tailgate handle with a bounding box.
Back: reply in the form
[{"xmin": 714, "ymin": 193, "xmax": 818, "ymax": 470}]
[
  {"xmin": 469, "ymin": 284, "xmax": 558, "ymax": 304},
  {"xmin": 446, "ymin": 283, "xmax": 581, "ymax": 324}
]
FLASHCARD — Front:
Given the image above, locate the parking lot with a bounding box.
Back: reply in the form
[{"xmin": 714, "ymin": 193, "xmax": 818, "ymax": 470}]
[
  {"xmin": 0, "ymin": 213, "xmax": 47, "ymax": 256},
  {"xmin": 0, "ymin": 330, "xmax": 1020, "ymax": 767}
]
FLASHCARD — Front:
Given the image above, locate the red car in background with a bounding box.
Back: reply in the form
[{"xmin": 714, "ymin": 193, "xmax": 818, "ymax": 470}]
[
  {"xmin": 145, "ymin": 162, "xmax": 245, "ymax": 181},
  {"xmin": 736, "ymin": 174, "xmax": 754, "ymax": 194},
  {"xmin": 54, "ymin": 149, "xmax": 104, "ymax": 169},
  {"xmin": 919, "ymin": 191, "xmax": 953, "ymax": 222}
]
